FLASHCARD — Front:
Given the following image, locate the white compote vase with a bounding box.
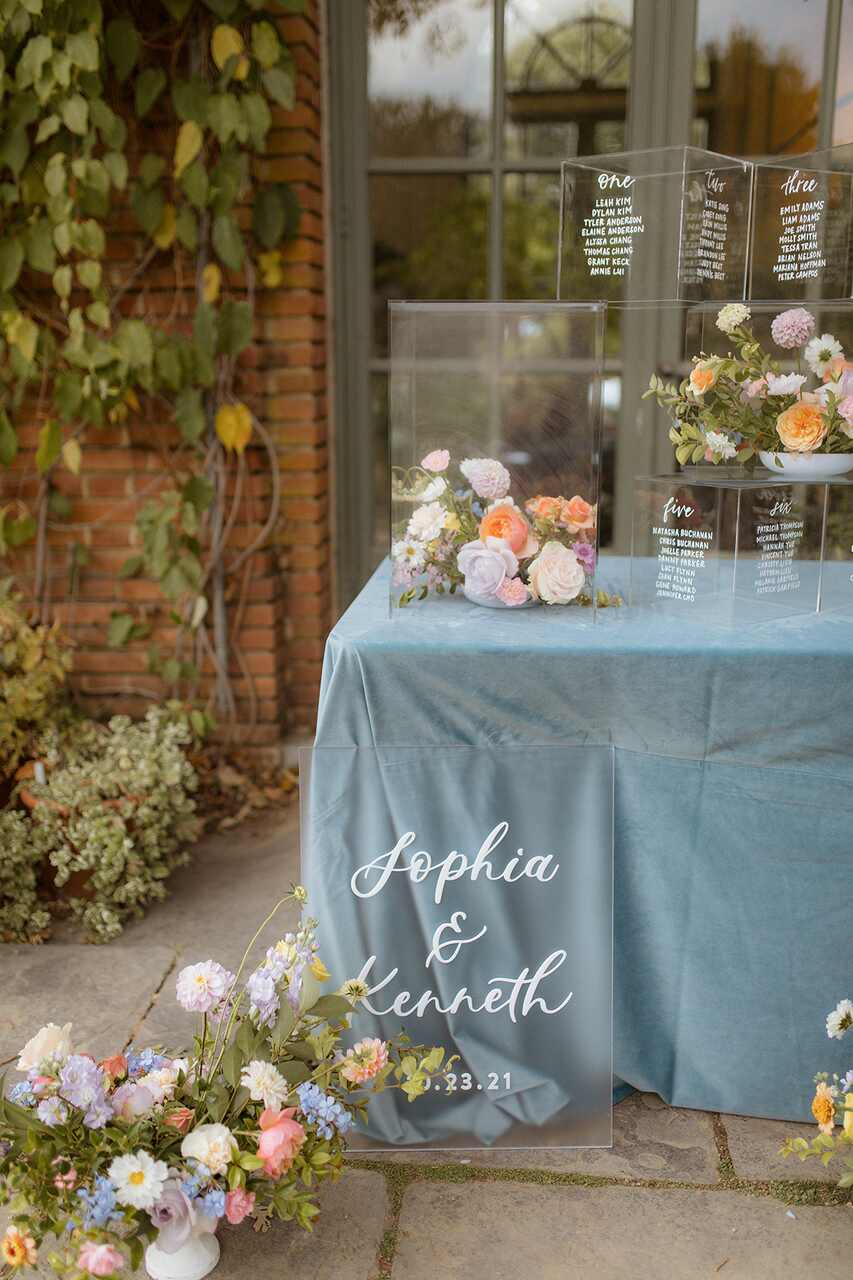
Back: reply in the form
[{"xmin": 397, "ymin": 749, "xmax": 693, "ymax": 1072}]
[
  {"xmin": 758, "ymin": 451, "xmax": 853, "ymax": 480},
  {"xmin": 145, "ymin": 1231, "xmax": 220, "ymax": 1280}
]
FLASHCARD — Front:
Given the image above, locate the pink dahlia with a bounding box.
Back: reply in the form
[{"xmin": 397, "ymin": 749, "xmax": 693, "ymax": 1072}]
[{"xmin": 771, "ymin": 307, "xmax": 815, "ymax": 350}]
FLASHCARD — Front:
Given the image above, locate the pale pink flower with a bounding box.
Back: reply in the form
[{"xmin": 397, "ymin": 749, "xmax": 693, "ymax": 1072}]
[
  {"xmin": 460, "ymin": 457, "xmax": 511, "ymax": 500},
  {"xmin": 225, "ymin": 1188, "xmax": 256, "ymax": 1225},
  {"xmin": 257, "ymin": 1108, "xmax": 306, "ymax": 1178},
  {"xmin": 52, "ymin": 1159, "xmax": 77, "ymax": 1192},
  {"xmin": 838, "ymin": 395, "xmax": 853, "ymax": 426},
  {"xmin": 78, "ymin": 1241, "xmax": 125, "ymax": 1276},
  {"xmin": 420, "ymin": 449, "xmax": 449, "ymax": 472},
  {"xmin": 496, "ymin": 577, "xmax": 529, "ymax": 607},
  {"xmin": 339, "ymin": 1037, "xmax": 389, "ymax": 1085},
  {"xmin": 771, "ymin": 307, "xmax": 815, "ymax": 349}
]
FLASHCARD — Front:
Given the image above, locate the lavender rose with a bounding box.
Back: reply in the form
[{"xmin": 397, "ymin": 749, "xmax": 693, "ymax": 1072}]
[
  {"xmin": 149, "ymin": 1176, "xmax": 214, "ymax": 1253},
  {"xmin": 457, "ymin": 537, "xmax": 518, "ymax": 599}
]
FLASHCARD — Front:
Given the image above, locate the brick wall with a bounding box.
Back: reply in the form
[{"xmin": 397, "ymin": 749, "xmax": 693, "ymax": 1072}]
[{"xmin": 0, "ymin": 2, "xmax": 331, "ymax": 748}]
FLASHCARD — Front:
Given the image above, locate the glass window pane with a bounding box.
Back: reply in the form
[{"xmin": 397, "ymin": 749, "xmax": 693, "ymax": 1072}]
[
  {"xmin": 694, "ymin": 0, "xmax": 828, "ymax": 155},
  {"xmin": 371, "ymin": 173, "xmax": 491, "ymax": 357},
  {"xmin": 368, "ymin": 0, "xmax": 493, "ymax": 158},
  {"xmin": 504, "ymin": 0, "xmax": 633, "ymax": 160},
  {"xmin": 371, "ymin": 372, "xmax": 390, "ymax": 570},
  {"xmin": 834, "ymin": 3, "xmax": 853, "ymax": 145},
  {"xmin": 503, "ymin": 172, "xmax": 562, "ymax": 298}
]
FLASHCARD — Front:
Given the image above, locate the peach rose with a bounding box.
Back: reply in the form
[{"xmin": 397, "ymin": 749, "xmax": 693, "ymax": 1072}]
[
  {"xmin": 479, "ymin": 501, "xmax": 538, "ymax": 557},
  {"xmin": 822, "ymin": 357, "xmax": 853, "ymax": 383},
  {"xmin": 689, "ymin": 363, "xmax": 717, "ymax": 395},
  {"xmin": 525, "ymin": 495, "xmax": 562, "ymax": 522},
  {"xmin": 163, "ymin": 1106, "xmax": 194, "ymax": 1134},
  {"xmin": 559, "ymin": 495, "xmax": 595, "ymax": 532},
  {"xmin": 775, "ymin": 401, "xmax": 828, "ymax": 452},
  {"xmin": 257, "ymin": 1107, "xmax": 305, "ymax": 1179}
]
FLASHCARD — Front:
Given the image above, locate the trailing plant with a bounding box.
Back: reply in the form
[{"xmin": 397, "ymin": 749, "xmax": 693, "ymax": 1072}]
[
  {"xmin": 0, "ymin": 0, "xmax": 303, "ymax": 726},
  {"xmin": 1, "ymin": 705, "xmax": 202, "ymax": 944},
  {"xmin": 0, "ymin": 579, "xmax": 71, "ymax": 778}
]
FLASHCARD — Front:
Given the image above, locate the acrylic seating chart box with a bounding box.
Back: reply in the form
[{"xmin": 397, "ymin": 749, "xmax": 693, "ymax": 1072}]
[
  {"xmin": 300, "ymin": 745, "xmax": 614, "ymax": 1150},
  {"xmin": 750, "ymin": 144, "xmax": 853, "ymax": 300},
  {"xmin": 630, "ymin": 474, "xmax": 853, "ymax": 624},
  {"xmin": 558, "ymin": 146, "xmax": 753, "ymax": 304},
  {"xmin": 389, "ymin": 302, "xmax": 606, "ymax": 620}
]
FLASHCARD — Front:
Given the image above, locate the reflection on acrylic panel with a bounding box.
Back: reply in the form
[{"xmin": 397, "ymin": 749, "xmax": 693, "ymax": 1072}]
[
  {"xmin": 630, "ymin": 475, "xmax": 834, "ymax": 624},
  {"xmin": 817, "ymin": 481, "xmax": 853, "ymax": 615},
  {"xmin": 300, "ymin": 746, "xmax": 614, "ymax": 1150},
  {"xmin": 558, "ymin": 146, "xmax": 753, "ymax": 303},
  {"xmin": 388, "ymin": 302, "xmax": 605, "ymax": 618},
  {"xmin": 750, "ymin": 150, "xmax": 853, "ymax": 300}
]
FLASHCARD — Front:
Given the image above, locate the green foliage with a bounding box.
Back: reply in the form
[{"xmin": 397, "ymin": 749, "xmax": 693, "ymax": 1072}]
[
  {"xmin": 0, "ymin": 581, "xmax": 71, "ymax": 778},
  {"xmin": 0, "ymin": 808, "xmax": 53, "ymax": 942},
  {"xmin": 0, "ymin": 0, "xmax": 301, "ymax": 719}
]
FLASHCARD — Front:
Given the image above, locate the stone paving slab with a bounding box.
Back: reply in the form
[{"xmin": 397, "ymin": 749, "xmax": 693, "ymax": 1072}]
[
  {"xmin": 0, "ymin": 943, "xmax": 174, "ymax": 1065},
  {"xmin": 350, "ymin": 1092, "xmax": 720, "ymax": 1183},
  {"xmin": 393, "ymin": 1181, "xmax": 853, "ymax": 1279},
  {"xmin": 218, "ymin": 1170, "xmax": 386, "ymax": 1279},
  {"xmin": 724, "ymin": 1114, "xmax": 838, "ymax": 1184}
]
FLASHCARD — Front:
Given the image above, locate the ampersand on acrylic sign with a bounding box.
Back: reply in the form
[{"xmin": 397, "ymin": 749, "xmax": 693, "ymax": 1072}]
[{"xmin": 349, "ymin": 821, "xmax": 573, "ymax": 1023}]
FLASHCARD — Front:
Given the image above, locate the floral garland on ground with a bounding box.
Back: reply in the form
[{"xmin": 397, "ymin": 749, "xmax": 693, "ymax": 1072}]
[
  {"xmin": 391, "ymin": 450, "xmax": 619, "ymax": 608},
  {"xmin": 0, "ymin": 890, "xmax": 450, "ymax": 1276},
  {"xmin": 645, "ymin": 304, "xmax": 853, "ymax": 465},
  {"xmin": 780, "ymin": 997, "xmax": 853, "ymax": 1189}
]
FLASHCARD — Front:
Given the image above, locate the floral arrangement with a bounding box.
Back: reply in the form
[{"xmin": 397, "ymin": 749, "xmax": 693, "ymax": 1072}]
[
  {"xmin": 780, "ymin": 997, "xmax": 853, "ymax": 1188},
  {"xmin": 0, "ymin": 890, "xmax": 448, "ymax": 1277},
  {"xmin": 0, "ymin": 707, "xmax": 201, "ymax": 945},
  {"xmin": 391, "ymin": 449, "xmax": 613, "ymax": 608},
  {"xmin": 644, "ymin": 304, "xmax": 853, "ymax": 464}
]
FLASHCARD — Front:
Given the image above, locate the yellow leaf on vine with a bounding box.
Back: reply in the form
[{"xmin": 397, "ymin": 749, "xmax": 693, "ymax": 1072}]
[
  {"xmin": 258, "ymin": 250, "xmax": 282, "ymax": 288},
  {"xmin": 202, "ymin": 263, "xmax": 221, "ymax": 303},
  {"xmin": 62, "ymin": 438, "xmax": 82, "ymax": 475},
  {"xmin": 215, "ymin": 401, "xmax": 253, "ymax": 455},
  {"xmin": 6, "ymin": 313, "xmax": 38, "ymax": 363},
  {"xmin": 174, "ymin": 121, "xmax": 202, "ymax": 178},
  {"xmin": 211, "ymin": 24, "xmax": 249, "ymax": 78},
  {"xmin": 125, "ymin": 389, "xmax": 140, "ymax": 411},
  {"xmin": 153, "ymin": 203, "xmax": 176, "ymax": 250}
]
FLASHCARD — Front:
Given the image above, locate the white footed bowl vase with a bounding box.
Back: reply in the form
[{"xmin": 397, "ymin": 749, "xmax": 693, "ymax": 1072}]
[
  {"xmin": 145, "ymin": 1232, "xmax": 220, "ymax": 1280},
  {"xmin": 758, "ymin": 451, "xmax": 853, "ymax": 480}
]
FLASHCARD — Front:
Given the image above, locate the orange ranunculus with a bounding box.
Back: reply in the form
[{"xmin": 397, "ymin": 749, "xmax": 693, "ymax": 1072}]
[
  {"xmin": 559, "ymin": 495, "xmax": 596, "ymax": 532},
  {"xmin": 525, "ymin": 495, "xmax": 562, "ymax": 523},
  {"xmin": 479, "ymin": 502, "xmax": 537, "ymax": 556},
  {"xmin": 689, "ymin": 363, "xmax": 717, "ymax": 395},
  {"xmin": 775, "ymin": 401, "xmax": 828, "ymax": 452},
  {"xmin": 99, "ymin": 1054, "xmax": 128, "ymax": 1080}
]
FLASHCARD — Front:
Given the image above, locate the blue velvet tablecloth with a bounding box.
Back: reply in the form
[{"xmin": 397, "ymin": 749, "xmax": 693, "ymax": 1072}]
[{"xmin": 314, "ymin": 561, "xmax": 853, "ymax": 1123}]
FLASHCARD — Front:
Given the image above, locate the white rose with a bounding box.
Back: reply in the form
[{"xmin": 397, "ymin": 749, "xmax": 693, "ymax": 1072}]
[
  {"xmin": 180, "ymin": 1122, "xmax": 236, "ymax": 1175},
  {"xmin": 527, "ymin": 541, "xmax": 585, "ymax": 604},
  {"xmin": 17, "ymin": 1022, "xmax": 73, "ymax": 1073},
  {"xmin": 406, "ymin": 501, "xmax": 446, "ymax": 543}
]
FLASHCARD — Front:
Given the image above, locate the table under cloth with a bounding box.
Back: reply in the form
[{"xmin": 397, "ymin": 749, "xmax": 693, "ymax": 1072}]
[{"xmin": 313, "ymin": 560, "xmax": 853, "ymax": 1124}]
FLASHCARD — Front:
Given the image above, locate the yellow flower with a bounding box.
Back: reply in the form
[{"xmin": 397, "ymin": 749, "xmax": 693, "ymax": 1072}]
[
  {"xmin": 444, "ymin": 513, "xmax": 461, "ymax": 533},
  {"xmin": 811, "ymin": 1081, "xmax": 835, "ymax": 1135},
  {"xmin": 844, "ymin": 1092, "xmax": 853, "ymax": 1139},
  {"xmin": 2, "ymin": 1227, "xmax": 37, "ymax": 1269},
  {"xmin": 310, "ymin": 957, "xmax": 330, "ymax": 982}
]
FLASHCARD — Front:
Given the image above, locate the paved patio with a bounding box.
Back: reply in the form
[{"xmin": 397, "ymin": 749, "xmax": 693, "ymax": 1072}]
[{"xmin": 2, "ymin": 811, "xmax": 850, "ymax": 1279}]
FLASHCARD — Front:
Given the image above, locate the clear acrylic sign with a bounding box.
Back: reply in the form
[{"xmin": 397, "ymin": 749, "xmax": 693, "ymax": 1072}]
[{"xmin": 301, "ymin": 745, "xmax": 613, "ymax": 1150}]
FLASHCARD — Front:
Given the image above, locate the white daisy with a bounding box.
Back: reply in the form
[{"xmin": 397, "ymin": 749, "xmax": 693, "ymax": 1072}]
[
  {"xmin": 108, "ymin": 1150, "xmax": 169, "ymax": 1209},
  {"xmin": 240, "ymin": 1059, "xmax": 289, "ymax": 1110},
  {"xmin": 804, "ymin": 334, "xmax": 843, "ymax": 377},
  {"xmin": 406, "ymin": 501, "xmax": 446, "ymax": 543},
  {"xmin": 392, "ymin": 538, "xmax": 426, "ymax": 570},
  {"xmin": 765, "ymin": 372, "xmax": 806, "ymax": 397},
  {"xmin": 826, "ymin": 998, "xmax": 853, "ymax": 1040}
]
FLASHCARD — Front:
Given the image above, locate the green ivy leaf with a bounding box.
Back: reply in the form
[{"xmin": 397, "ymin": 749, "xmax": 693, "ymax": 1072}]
[
  {"xmin": 66, "ymin": 31, "xmax": 99, "ymax": 72},
  {"xmin": 24, "ymin": 220, "xmax": 55, "ymax": 273},
  {"xmin": 162, "ymin": 0, "xmax": 194, "ymax": 18},
  {"xmin": 16, "ymin": 35, "xmax": 52, "ymax": 91},
  {"xmin": 183, "ymin": 474, "xmax": 214, "ymax": 511},
  {"xmin": 139, "ymin": 153, "xmax": 167, "ymax": 189},
  {"xmin": 35, "ymin": 419, "xmax": 61, "ymax": 473},
  {"xmin": 174, "ymin": 388, "xmax": 206, "ymax": 442},
  {"xmin": 0, "ymin": 411, "xmax": 18, "ymax": 467},
  {"xmin": 155, "ymin": 344, "xmax": 183, "ymax": 391},
  {"xmin": 212, "ymin": 215, "xmax": 244, "ymax": 270},
  {"xmin": 202, "ymin": 0, "xmax": 241, "ymax": 18},
  {"xmin": 217, "ymin": 300, "xmax": 252, "ymax": 356},
  {"xmin": 242, "ymin": 92, "xmax": 272, "ymax": 151},
  {"xmin": 60, "ymin": 93, "xmax": 88, "ymax": 135},
  {"xmin": 5, "ymin": 514, "xmax": 36, "ymax": 548},
  {"xmin": 105, "ymin": 17, "xmax": 140, "ymax": 83},
  {"xmin": 135, "ymin": 67, "xmax": 167, "ymax": 118},
  {"xmin": 262, "ymin": 66, "xmax": 295, "ymax": 110},
  {"xmin": 55, "ymin": 371, "xmax": 82, "ymax": 420},
  {"xmin": 0, "ymin": 238, "xmax": 23, "ymax": 289},
  {"xmin": 172, "ymin": 77, "xmax": 211, "ymax": 124},
  {"xmin": 180, "ymin": 158, "xmax": 208, "ymax": 210},
  {"xmin": 0, "ymin": 126, "xmax": 29, "ymax": 178},
  {"xmin": 90, "ymin": 98, "xmax": 126, "ymax": 149},
  {"xmin": 103, "ymin": 151, "xmax": 128, "ymax": 190},
  {"xmin": 52, "ymin": 263, "xmax": 72, "ymax": 299},
  {"xmin": 175, "ymin": 205, "xmax": 198, "ymax": 252},
  {"xmin": 35, "ymin": 113, "xmax": 60, "ymax": 144},
  {"xmin": 207, "ymin": 93, "xmax": 241, "ymax": 145},
  {"xmin": 251, "ymin": 20, "xmax": 280, "ymax": 69},
  {"xmin": 76, "ymin": 259, "xmax": 101, "ymax": 291},
  {"xmin": 86, "ymin": 301, "xmax": 110, "ymax": 329},
  {"xmin": 131, "ymin": 182, "xmax": 165, "ymax": 236},
  {"xmin": 116, "ymin": 319, "xmax": 153, "ymax": 368},
  {"xmin": 118, "ymin": 554, "xmax": 144, "ymax": 579},
  {"xmin": 107, "ymin": 611, "xmax": 136, "ymax": 648}
]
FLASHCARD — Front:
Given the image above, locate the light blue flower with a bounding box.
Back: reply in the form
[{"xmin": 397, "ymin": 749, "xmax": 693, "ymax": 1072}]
[
  {"xmin": 200, "ymin": 1189, "xmax": 226, "ymax": 1219},
  {"xmin": 77, "ymin": 1175, "xmax": 122, "ymax": 1229},
  {"xmin": 296, "ymin": 1081, "xmax": 353, "ymax": 1140},
  {"xmin": 9, "ymin": 1081, "xmax": 36, "ymax": 1108}
]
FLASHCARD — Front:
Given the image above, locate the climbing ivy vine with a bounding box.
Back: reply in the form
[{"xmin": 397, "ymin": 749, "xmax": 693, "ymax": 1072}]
[{"xmin": 0, "ymin": 0, "xmax": 303, "ymax": 721}]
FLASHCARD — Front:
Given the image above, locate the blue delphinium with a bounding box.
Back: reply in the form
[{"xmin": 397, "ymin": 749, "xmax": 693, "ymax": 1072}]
[
  {"xmin": 296, "ymin": 1081, "xmax": 353, "ymax": 1140},
  {"xmin": 77, "ymin": 1176, "xmax": 122, "ymax": 1229},
  {"xmin": 126, "ymin": 1048, "xmax": 168, "ymax": 1077}
]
